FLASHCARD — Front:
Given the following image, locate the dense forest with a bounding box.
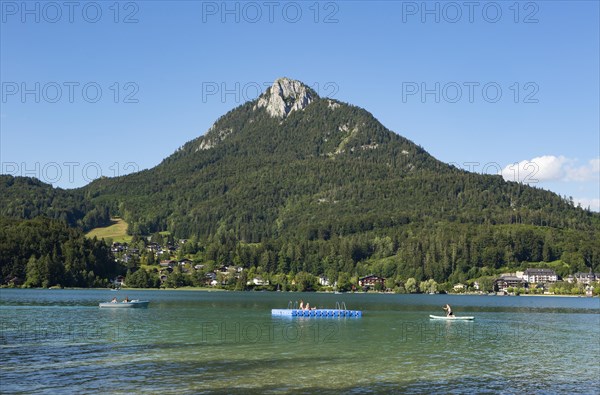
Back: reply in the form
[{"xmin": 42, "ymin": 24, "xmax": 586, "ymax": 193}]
[
  {"xmin": 1, "ymin": 79, "xmax": 599, "ymax": 288},
  {"xmin": 115, "ymin": 221, "xmax": 598, "ymax": 292},
  {"xmin": 0, "ymin": 216, "xmax": 119, "ymax": 287},
  {"xmin": 0, "ymin": 175, "xmax": 110, "ymax": 230}
]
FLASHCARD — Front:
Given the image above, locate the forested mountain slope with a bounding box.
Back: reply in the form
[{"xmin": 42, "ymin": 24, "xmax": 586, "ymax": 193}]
[{"xmin": 2, "ymin": 78, "xmax": 598, "ymax": 285}]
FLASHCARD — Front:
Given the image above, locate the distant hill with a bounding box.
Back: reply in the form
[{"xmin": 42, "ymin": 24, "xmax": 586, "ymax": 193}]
[
  {"xmin": 0, "ymin": 175, "xmax": 109, "ymax": 230},
  {"xmin": 2, "ymin": 78, "xmax": 599, "ymax": 285}
]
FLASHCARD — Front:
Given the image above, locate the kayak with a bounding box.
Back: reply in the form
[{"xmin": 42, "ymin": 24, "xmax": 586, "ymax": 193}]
[
  {"xmin": 99, "ymin": 300, "xmax": 149, "ymax": 308},
  {"xmin": 429, "ymin": 314, "xmax": 474, "ymax": 320}
]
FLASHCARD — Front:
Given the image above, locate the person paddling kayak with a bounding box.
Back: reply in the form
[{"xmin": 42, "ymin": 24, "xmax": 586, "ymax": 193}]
[{"xmin": 443, "ymin": 304, "xmax": 454, "ymax": 317}]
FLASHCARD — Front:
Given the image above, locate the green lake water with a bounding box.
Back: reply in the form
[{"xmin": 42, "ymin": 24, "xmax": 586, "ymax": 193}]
[{"xmin": 1, "ymin": 289, "xmax": 599, "ymax": 394}]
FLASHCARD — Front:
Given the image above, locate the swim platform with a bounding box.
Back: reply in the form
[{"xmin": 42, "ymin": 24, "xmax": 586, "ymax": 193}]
[{"xmin": 271, "ymin": 309, "xmax": 362, "ymax": 317}]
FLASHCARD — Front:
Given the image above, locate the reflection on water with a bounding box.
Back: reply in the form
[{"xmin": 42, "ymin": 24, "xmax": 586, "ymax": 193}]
[{"xmin": 1, "ymin": 289, "xmax": 599, "ymax": 394}]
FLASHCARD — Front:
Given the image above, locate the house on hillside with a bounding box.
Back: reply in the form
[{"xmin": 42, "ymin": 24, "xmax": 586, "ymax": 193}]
[
  {"xmin": 111, "ymin": 243, "xmax": 125, "ymax": 253},
  {"xmin": 160, "ymin": 260, "xmax": 177, "ymax": 268},
  {"xmin": 205, "ymin": 272, "xmax": 217, "ymax": 286},
  {"xmin": 318, "ymin": 276, "xmax": 330, "ymax": 286},
  {"xmin": 146, "ymin": 242, "xmax": 161, "ymax": 252},
  {"xmin": 248, "ymin": 277, "xmax": 269, "ymax": 286},
  {"xmin": 522, "ymin": 268, "xmax": 558, "ymax": 284},
  {"xmin": 494, "ymin": 275, "xmax": 527, "ymax": 293},
  {"xmin": 567, "ymin": 270, "xmax": 600, "ymax": 285},
  {"xmin": 358, "ymin": 275, "xmax": 385, "ymax": 289},
  {"xmin": 113, "ymin": 275, "xmax": 125, "ymax": 287}
]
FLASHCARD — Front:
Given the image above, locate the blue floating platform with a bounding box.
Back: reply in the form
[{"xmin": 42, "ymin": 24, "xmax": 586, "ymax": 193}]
[{"xmin": 271, "ymin": 309, "xmax": 362, "ymax": 317}]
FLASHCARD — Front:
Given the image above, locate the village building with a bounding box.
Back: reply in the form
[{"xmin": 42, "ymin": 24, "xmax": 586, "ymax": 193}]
[
  {"xmin": 318, "ymin": 276, "xmax": 330, "ymax": 286},
  {"xmin": 113, "ymin": 275, "xmax": 125, "ymax": 287},
  {"xmin": 566, "ymin": 270, "xmax": 600, "ymax": 285},
  {"xmin": 159, "ymin": 260, "xmax": 177, "ymax": 268},
  {"xmin": 521, "ymin": 268, "xmax": 558, "ymax": 284},
  {"xmin": 358, "ymin": 275, "xmax": 385, "ymax": 289},
  {"xmin": 249, "ymin": 277, "xmax": 269, "ymax": 286},
  {"xmin": 494, "ymin": 275, "xmax": 527, "ymax": 293}
]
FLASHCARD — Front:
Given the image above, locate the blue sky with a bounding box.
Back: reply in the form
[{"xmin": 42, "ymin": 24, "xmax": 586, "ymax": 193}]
[{"xmin": 1, "ymin": 1, "xmax": 598, "ymax": 210}]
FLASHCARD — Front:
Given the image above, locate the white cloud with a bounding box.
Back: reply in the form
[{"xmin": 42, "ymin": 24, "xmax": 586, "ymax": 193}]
[
  {"xmin": 501, "ymin": 155, "xmax": 600, "ymax": 183},
  {"xmin": 573, "ymin": 198, "xmax": 600, "ymax": 212}
]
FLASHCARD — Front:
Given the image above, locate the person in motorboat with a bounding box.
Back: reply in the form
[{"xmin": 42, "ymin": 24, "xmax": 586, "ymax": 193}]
[
  {"xmin": 299, "ymin": 300, "xmax": 304, "ymax": 310},
  {"xmin": 123, "ymin": 296, "xmax": 130, "ymax": 303},
  {"xmin": 111, "ymin": 297, "xmax": 118, "ymax": 303},
  {"xmin": 305, "ymin": 302, "xmax": 310, "ymax": 310},
  {"xmin": 443, "ymin": 304, "xmax": 454, "ymax": 317}
]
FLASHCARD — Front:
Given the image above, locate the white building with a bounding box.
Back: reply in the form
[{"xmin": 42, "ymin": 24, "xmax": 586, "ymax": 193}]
[
  {"xmin": 522, "ymin": 268, "xmax": 557, "ymax": 284},
  {"xmin": 568, "ymin": 271, "xmax": 600, "ymax": 285},
  {"xmin": 318, "ymin": 276, "xmax": 330, "ymax": 286},
  {"xmin": 249, "ymin": 277, "xmax": 269, "ymax": 286}
]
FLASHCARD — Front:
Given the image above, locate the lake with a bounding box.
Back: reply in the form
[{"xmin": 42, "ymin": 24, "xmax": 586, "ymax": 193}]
[{"xmin": 1, "ymin": 289, "xmax": 599, "ymax": 394}]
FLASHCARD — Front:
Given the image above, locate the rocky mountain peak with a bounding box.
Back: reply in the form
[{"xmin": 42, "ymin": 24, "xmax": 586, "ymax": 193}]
[{"xmin": 256, "ymin": 77, "xmax": 316, "ymax": 118}]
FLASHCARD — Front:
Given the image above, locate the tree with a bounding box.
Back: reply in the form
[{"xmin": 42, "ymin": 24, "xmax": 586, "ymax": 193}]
[
  {"xmin": 336, "ymin": 273, "xmax": 352, "ymax": 292},
  {"xmin": 476, "ymin": 276, "xmax": 495, "ymax": 293},
  {"xmin": 24, "ymin": 256, "xmax": 43, "ymax": 287},
  {"xmin": 236, "ymin": 270, "xmax": 249, "ymax": 291},
  {"xmin": 126, "ymin": 269, "xmax": 159, "ymax": 288},
  {"xmin": 146, "ymin": 251, "xmax": 156, "ymax": 265},
  {"xmin": 164, "ymin": 270, "xmax": 189, "ymax": 288},
  {"xmin": 419, "ymin": 279, "xmax": 438, "ymax": 294},
  {"xmin": 405, "ymin": 277, "xmax": 418, "ymax": 293},
  {"xmin": 295, "ymin": 271, "xmax": 317, "ymax": 292}
]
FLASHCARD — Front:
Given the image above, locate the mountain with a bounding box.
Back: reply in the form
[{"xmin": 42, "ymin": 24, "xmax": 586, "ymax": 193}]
[
  {"xmin": 2, "ymin": 78, "xmax": 599, "ymax": 286},
  {"xmin": 83, "ymin": 78, "xmax": 596, "ymax": 237}
]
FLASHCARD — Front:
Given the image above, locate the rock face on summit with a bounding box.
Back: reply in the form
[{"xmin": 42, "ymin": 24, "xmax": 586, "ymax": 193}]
[
  {"xmin": 257, "ymin": 78, "xmax": 314, "ymax": 118},
  {"xmin": 194, "ymin": 78, "xmax": 315, "ymax": 152}
]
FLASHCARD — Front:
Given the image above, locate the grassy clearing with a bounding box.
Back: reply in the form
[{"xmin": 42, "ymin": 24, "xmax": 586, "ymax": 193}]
[{"xmin": 86, "ymin": 218, "xmax": 132, "ymax": 243}]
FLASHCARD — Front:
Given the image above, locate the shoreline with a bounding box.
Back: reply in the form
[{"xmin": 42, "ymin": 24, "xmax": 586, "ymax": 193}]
[{"xmin": 2, "ymin": 287, "xmax": 596, "ymax": 297}]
